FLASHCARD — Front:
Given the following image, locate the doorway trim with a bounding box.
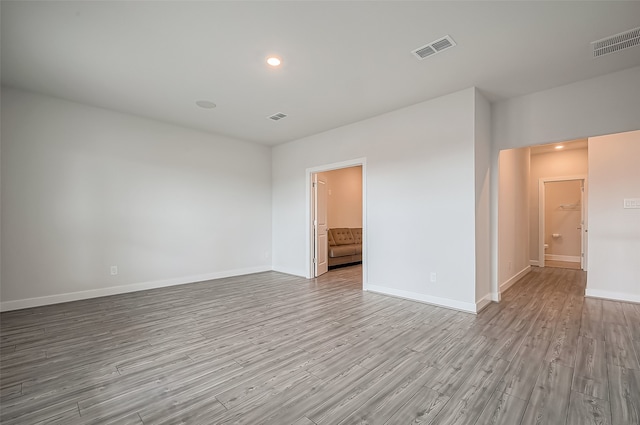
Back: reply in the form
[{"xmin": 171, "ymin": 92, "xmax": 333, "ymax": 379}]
[
  {"xmin": 305, "ymin": 158, "xmax": 367, "ymax": 285},
  {"xmin": 538, "ymin": 174, "xmax": 587, "ymax": 269}
]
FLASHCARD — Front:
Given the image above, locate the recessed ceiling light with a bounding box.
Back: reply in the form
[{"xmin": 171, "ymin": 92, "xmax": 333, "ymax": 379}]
[
  {"xmin": 196, "ymin": 100, "xmax": 216, "ymax": 109},
  {"xmin": 266, "ymin": 56, "xmax": 282, "ymax": 67},
  {"xmin": 555, "ymin": 145, "xmax": 564, "ymax": 150}
]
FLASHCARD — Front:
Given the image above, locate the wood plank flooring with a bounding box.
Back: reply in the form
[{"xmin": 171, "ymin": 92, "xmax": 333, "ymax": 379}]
[{"xmin": 1, "ymin": 266, "xmax": 639, "ymax": 424}]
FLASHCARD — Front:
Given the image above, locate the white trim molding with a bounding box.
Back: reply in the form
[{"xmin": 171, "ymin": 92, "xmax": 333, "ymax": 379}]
[
  {"xmin": 365, "ymin": 284, "xmax": 478, "ymax": 314},
  {"xmin": 545, "ymin": 254, "xmax": 581, "ymax": 263},
  {"xmin": 306, "ymin": 158, "xmax": 367, "ymax": 285},
  {"xmin": 500, "ymin": 266, "xmax": 531, "ymax": 294},
  {"xmin": 0, "ymin": 266, "xmax": 272, "ymax": 312},
  {"xmin": 476, "ymin": 294, "xmax": 493, "ymax": 312},
  {"xmin": 271, "ymin": 267, "xmax": 306, "ymax": 278},
  {"xmin": 538, "ymin": 175, "xmax": 587, "ymax": 269},
  {"xmin": 529, "ymin": 260, "xmax": 540, "ymax": 267},
  {"xmin": 585, "ymin": 289, "xmax": 640, "ymax": 304}
]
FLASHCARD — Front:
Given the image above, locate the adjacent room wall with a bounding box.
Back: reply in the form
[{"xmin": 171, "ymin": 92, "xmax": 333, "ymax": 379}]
[
  {"xmin": 324, "ymin": 166, "xmax": 362, "ymax": 229},
  {"xmin": 273, "ymin": 87, "xmax": 484, "ymax": 312},
  {"xmin": 529, "ymin": 147, "xmax": 588, "ymax": 264},
  {"xmin": 587, "ymin": 130, "xmax": 640, "ymax": 303},
  {"xmin": 497, "ymin": 148, "xmax": 530, "ymax": 297},
  {"xmin": 1, "ymin": 87, "xmax": 272, "ymax": 310}
]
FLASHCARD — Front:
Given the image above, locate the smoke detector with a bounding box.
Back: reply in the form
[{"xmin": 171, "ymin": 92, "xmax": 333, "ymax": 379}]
[
  {"xmin": 412, "ymin": 35, "xmax": 456, "ymax": 60},
  {"xmin": 592, "ymin": 26, "xmax": 640, "ymax": 57}
]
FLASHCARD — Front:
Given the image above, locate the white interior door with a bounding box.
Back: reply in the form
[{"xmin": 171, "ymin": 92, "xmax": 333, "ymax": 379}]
[
  {"xmin": 314, "ymin": 174, "xmax": 328, "ymax": 277},
  {"xmin": 580, "ymin": 180, "xmax": 587, "ymax": 270}
]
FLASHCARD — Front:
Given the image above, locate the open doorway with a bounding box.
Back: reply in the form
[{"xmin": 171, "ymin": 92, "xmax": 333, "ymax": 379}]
[
  {"xmin": 530, "ymin": 140, "xmax": 588, "ymax": 271},
  {"xmin": 539, "ymin": 177, "xmax": 587, "ymax": 270},
  {"xmin": 307, "ymin": 159, "xmax": 366, "ymax": 282},
  {"xmin": 497, "ymin": 139, "xmax": 588, "ymax": 296},
  {"xmin": 496, "ymin": 130, "xmax": 638, "ymax": 304}
]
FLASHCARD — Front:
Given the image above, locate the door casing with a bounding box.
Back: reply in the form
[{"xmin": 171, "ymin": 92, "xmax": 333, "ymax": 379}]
[
  {"xmin": 538, "ymin": 175, "xmax": 588, "ymax": 269},
  {"xmin": 306, "ymin": 158, "xmax": 367, "ymax": 284}
]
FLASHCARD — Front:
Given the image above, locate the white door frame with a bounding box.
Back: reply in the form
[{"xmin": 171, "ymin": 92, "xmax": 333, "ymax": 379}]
[
  {"xmin": 313, "ymin": 174, "xmax": 329, "ymax": 277},
  {"xmin": 538, "ymin": 175, "xmax": 587, "ymax": 269},
  {"xmin": 306, "ymin": 158, "xmax": 367, "ymax": 284}
]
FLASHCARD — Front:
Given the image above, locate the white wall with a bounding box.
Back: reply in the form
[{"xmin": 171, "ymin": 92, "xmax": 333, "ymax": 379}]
[
  {"xmin": 493, "ymin": 66, "xmax": 640, "ymax": 150},
  {"xmin": 325, "ymin": 166, "xmax": 362, "ymax": 229},
  {"xmin": 529, "ymin": 148, "xmax": 588, "ymax": 263},
  {"xmin": 474, "ymin": 91, "xmax": 492, "ymax": 308},
  {"xmin": 497, "ymin": 148, "xmax": 530, "ymax": 297},
  {"xmin": 273, "ymin": 87, "xmax": 485, "ymax": 312},
  {"xmin": 586, "ymin": 130, "xmax": 640, "ymax": 303},
  {"xmin": 1, "ymin": 87, "xmax": 272, "ymax": 310}
]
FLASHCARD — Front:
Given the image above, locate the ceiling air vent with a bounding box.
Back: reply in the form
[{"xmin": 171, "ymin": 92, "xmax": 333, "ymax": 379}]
[
  {"xmin": 412, "ymin": 35, "xmax": 456, "ymax": 60},
  {"xmin": 268, "ymin": 112, "xmax": 287, "ymax": 121},
  {"xmin": 592, "ymin": 26, "xmax": 640, "ymax": 58}
]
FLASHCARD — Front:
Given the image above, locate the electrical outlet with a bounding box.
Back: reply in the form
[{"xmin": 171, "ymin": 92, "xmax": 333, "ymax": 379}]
[
  {"xmin": 430, "ymin": 272, "xmax": 437, "ymax": 283},
  {"xmin": 110, "ymin": 265, "xmax": 118, "ymax": 276},
  {"xmin": 624, "ymin": 198, "xmax": 640, "ymax": 209}
]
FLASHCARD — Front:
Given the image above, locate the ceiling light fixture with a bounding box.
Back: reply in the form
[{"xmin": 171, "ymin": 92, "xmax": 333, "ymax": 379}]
[
  {"xmin": 555, "ymin": 145, "xmax": 564, "ymax": 150},
  {"xmin": 266, "ymin": 56, "xmax": 282, "ymax": 67},
  {"xmin": 196, "ymin": 100, "xmax": 216, "ymax": 109}
]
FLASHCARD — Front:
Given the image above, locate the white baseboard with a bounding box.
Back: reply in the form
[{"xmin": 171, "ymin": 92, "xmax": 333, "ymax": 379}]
[
  {"xmin": 545, "ymin": 254, "xmax": 580, "ymax": 262},
  {"xmin": 364, "ymin": 284, "xmax": 477, "ymax": 314},
  {"xmin": 585, "ymin": 289, "xmax": 640, "ymax": 304},
  {"xmin": 500, "ymin": 266, "xmax": 532, "ymax": 294},
  {"xmin": 0, "ymin": 266, "xmax": 272, "ymax": 312},
  {"xmin": 476, "ymin": 294, "xmax": 493, "ymax": 312},
  {"xmin": 271, "ymin": 267, "xmax": 306, "ymax": 278},
  {"xmin": 530, "ymin": 260, "xmax": 540, "ymax": 267},
  {"xmin": 491, "ymin": 292, "xmax": 501, "ymax": 302}
]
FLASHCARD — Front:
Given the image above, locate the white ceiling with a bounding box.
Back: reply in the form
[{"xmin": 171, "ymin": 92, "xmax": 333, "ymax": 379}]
[
  {"xmin": 530, "ymin": 139, "xmax": 589, "ymax": 155},
  {"xmin": 2, "ymin": 1, "xmax": 640, "ymax": 146}
]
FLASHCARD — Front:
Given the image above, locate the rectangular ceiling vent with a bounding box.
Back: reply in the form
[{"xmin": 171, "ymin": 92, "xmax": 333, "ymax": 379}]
[
  {"xmin": 412, "ymin": 35, "xmax": 456, "ymax": 60},
  {"xmin": 268, "ymin": 112, "xmax": 287, "ymax": 121},
  {"xmin": 592, "ymin": 26, "xmax": 640, "ymax": 57}
]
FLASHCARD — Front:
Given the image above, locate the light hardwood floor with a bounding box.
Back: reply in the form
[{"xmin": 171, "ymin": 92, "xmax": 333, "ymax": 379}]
[{"xmin": 1, "ymin": 265, "xmax": 639, "ymax": 424}]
